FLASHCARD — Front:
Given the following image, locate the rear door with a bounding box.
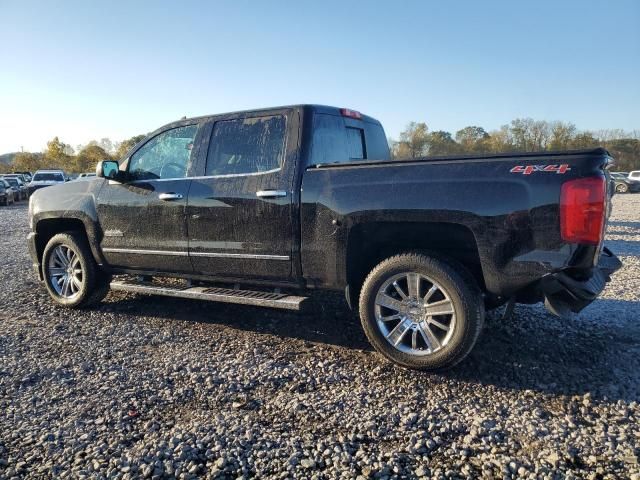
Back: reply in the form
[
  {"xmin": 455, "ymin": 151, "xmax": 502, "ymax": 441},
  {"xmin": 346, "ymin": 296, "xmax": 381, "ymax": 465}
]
[{"xmin": 186, "ymin": 109, "xmax": 299, "ymax": 281}]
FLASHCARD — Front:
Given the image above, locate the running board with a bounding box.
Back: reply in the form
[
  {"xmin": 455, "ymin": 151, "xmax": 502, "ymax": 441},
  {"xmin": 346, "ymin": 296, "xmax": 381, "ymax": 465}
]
[{"xmin": 110, "ymin": 280, "xmax": 309, "ymax": 311}]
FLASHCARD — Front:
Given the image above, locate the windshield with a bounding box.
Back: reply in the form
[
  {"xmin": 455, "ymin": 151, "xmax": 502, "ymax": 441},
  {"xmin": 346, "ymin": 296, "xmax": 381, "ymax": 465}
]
[
  {"xmin": 33, "ymin": 173, "xmax": 64, "ymax": 182},
  {"xmin": 4, "ymin": 178, "xmax": 19, "ymax": 186}
]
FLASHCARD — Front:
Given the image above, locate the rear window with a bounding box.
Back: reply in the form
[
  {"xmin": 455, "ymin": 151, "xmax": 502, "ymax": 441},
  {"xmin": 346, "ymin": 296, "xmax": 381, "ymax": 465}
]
[
  {"xmin": 33, "ymin": 173, "xmax": 64, "ymax": 182},
  {"xmin": 310, "ymin": 113, "xmax": 389, "ymax": 165}
]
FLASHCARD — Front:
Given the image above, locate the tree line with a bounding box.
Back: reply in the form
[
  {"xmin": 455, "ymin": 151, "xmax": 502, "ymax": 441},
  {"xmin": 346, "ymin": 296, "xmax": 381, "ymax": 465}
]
[
  {"xmin": 1, "ymin": 117, "xmax": 639, "ymax": 174},
  {"xmin": 390, "ymin": 119, "xmax": 640, "ymax": 171},
  {"xmin": 0, "ymin": 135, "xmax": 146, "ymax": 174}
]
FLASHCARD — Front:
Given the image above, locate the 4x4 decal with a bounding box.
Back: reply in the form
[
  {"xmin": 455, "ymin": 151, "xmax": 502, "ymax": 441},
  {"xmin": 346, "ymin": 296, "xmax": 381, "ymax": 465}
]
[{"xmin": 510, "ymin": 164, "xmax": 571, "ymax": 175}]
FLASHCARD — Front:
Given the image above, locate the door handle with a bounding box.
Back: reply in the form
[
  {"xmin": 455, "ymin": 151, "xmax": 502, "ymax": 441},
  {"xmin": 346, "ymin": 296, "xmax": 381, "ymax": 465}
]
[
  {"xmin": 158, "ymin": 192, "xmax": 184, "ymax": 201},
  {"xmin": 256, "ymin": 190, "xmax": 287, "ymax": 198}
]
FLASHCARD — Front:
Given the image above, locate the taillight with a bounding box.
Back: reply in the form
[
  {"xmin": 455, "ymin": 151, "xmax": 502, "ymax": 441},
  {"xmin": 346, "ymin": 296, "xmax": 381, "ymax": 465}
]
[{"xmin": 560, "ymin": 176, "xmax": 606, "ymax": 245}]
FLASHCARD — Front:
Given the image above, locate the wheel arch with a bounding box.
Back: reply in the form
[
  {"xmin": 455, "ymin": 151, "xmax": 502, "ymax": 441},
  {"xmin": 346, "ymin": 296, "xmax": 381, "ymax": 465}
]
[
  {"xmin": 345, "ymin": 221, "xmax": 485, "ymax": 308},
  {"xmin": 34, "ymin": 216, "xmax": 104, "ymax": 268}
]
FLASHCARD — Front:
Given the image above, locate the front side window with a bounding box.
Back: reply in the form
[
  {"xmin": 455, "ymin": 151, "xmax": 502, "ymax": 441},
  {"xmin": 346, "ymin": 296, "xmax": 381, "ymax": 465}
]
[
  {"xmin": 205, "ymin": 115, "xmax": 286, "ymax": 176},
  {"xmin": 128, "ymin": 125, "xmax": 199, "ymax": 181}
]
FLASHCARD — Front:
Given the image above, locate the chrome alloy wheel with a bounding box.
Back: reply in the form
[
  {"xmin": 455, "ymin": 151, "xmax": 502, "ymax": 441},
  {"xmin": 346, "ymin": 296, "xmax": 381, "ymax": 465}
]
[
  {"xmin": 374, "ymin": 272, "xmax": 456, "ymax": 356},
  {"xmin": 48, "ymin": 245, "xmax": 83, "ymax": 298}
]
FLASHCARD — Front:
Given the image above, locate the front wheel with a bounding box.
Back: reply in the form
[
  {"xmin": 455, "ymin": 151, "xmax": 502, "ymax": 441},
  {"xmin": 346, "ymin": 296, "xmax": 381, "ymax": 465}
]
[
  {"xmin": 359, "ymin": 253, "xmax": 484, "ymax": 371},
  {"xmin": 42, "ymin": 232, "xmax": 110, "ymax": 308}
]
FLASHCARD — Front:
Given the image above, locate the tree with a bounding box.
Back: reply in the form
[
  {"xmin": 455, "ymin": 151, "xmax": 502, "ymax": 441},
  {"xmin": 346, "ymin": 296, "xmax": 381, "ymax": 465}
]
[
  {"xmin": 605, "ymin": 138, "xmax": 640, "ymax": 171},
  {"xmin": 114, "ymin": 134, "xmax": 146, "ymax": 160},
  {"xmin": 44, "ymin": 137, "xmax": 72, "ymax": 170},
  {"xmin": 12, "ymin": 152, "xmax": 44, "ymax": 172},
  {"xmin": 396, "ymin": 122, "xmax": 429, "ymax": 158},
  {"xmin": 75, "ymin": 145, "xmax": 111, "ymax": 173},
  {"xmin": 484, "ymin": 126, "xmax": 514, "ymax": 153},
  {"xmin": 428, "ymin": 131, "xmax": 459, "ymax": 155},
  {"xmin": 455, "ymin": 126, "xmax": 489, "ymax": 153},
  {"xmin": 98, "ymin": 138, "xmax": 115, "ymax": 154},
  {"xmin": 570, "ymin": 132, "xmax": 598, "ymax": 149},
  {"xmin": 509, "ymin": 118, "xmax": 551, "ymax": 152},
  {"xmin": 548, "ymin": 121, "xmax": 577, "ymax": 150}
]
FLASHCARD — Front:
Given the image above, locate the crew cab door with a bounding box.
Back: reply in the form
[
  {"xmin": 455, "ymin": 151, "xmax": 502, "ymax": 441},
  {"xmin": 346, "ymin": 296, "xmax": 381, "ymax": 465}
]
[
  {"xmin": 96, "ymin": 123, "xmax": 205, "ymax": 272},
  {"xmin": 186, "ymin": 109, "xmax": 299, "ymax": 281}
]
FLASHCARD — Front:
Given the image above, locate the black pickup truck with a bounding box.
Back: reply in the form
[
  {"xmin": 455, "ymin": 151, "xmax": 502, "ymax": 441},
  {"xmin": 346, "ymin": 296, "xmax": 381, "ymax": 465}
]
[{"xmin": 27, "ymin": 105, "xmax": 621, "ymax": 370}]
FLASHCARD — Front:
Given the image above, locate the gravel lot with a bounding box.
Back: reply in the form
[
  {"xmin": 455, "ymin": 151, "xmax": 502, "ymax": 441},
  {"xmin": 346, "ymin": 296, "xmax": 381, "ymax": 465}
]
[{"xmin": 1, "ymin": 196, "xmax": 639, "ymax": 480}]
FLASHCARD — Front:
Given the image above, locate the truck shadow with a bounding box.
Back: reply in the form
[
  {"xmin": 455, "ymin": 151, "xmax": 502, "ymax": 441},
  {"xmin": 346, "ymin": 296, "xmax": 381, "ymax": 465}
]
[
  {"xmin": 604, "ymin": 239, "xmax": 640, "ymax": 256},
  {"xmin": 105, "ymin": 293, "xmax": 639, "ymax": 402},
  {"xmin": 608, "ymin": 220, "xmax": 640, "ymax": 229}
]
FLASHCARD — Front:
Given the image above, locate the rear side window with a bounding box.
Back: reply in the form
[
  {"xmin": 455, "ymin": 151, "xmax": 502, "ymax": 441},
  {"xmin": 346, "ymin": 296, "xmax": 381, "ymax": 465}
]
[
  {"xmin": 364, "ymin": 122, "xmax": 390, "ymax": 160},
  {"xmin": 310, "ymin": 113, "xmax": 390, "ymax": 165},
  {"xmin": 205, "ymin": 115, "xmax": 286, "ymax": 176},
  {"xmin": 309, "ymin": 114, "xmax": 348, "ymax": 165}
]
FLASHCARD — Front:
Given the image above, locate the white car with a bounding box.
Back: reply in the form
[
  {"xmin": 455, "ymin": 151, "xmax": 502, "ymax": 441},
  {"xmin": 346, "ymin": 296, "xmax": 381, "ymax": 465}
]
[
  {"xmin": 28, "ymin": 170, "xmax": 67, "ymax": 195},
  {"xmin": 628, "ymin": 171, "xmax": 640, "ymax": 180}
]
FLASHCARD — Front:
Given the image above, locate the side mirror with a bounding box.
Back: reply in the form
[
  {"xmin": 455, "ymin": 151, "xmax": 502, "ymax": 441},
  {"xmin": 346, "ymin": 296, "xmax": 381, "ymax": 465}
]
[{"xmin": 97, "ymin": 160, "xmax": 120, "ymax": 180}]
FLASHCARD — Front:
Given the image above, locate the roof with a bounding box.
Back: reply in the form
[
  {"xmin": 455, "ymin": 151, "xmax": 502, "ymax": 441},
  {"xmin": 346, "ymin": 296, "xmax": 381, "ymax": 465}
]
[{"xmin": 166, "ymin": 104, "xmax": 382, "ymax": 127}]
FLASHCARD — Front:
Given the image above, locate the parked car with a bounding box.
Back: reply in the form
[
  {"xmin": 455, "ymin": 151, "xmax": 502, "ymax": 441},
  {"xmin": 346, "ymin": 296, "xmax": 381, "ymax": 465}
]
[
  {"xmin": 629, "ymin": 170, "xmax": 640, "ymax": 181},
  {"xmin": 17, "ymin": 171, "xmax": 33, "ymax": 182},
  {"xmin": 610, "ymin": 172, "xmax": 640, "ymax": 193},
  {"xmin": 1, "ymin": 176, "xmax": 28, "ymax": 200},
  {"xmin": 28, "ymin": 170, "xmax": 66, "ymax": 195},
  {"xmin": 26, "ymin": 105, "xmax": 621, "ymax": 371},
  {"xmin": 0, "ymin": 178, "xmax": 17, "ymax": 205},
  {"xmin": 5, "ymin": 173, "xmax": 30, "ymax": 184}
]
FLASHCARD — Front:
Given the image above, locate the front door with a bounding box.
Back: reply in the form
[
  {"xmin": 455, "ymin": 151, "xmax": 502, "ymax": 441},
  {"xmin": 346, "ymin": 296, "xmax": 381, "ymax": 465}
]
[
  {"xmin": 186, "ymin": 111, "xmax": 298, "ymax": 281},
  {"xmin": 96, "ymin": 123, "xmax": 203, "ymax": 272}
]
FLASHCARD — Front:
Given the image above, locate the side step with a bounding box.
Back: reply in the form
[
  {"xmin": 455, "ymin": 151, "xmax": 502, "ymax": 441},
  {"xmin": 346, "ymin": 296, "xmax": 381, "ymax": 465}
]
[{"xmin": 110, "ymin": 279, "xmax": 309, "ymax": 311}]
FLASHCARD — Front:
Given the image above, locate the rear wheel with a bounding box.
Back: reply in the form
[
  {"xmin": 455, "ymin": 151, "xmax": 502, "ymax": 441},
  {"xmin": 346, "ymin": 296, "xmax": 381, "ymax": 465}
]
[
  {"xmin": 359, "ymin": 253, "xmax": 484, "ymax": 370},
  {"xmin": 42, "ymin": 232, "xmax": 110, "ymax": 308}
]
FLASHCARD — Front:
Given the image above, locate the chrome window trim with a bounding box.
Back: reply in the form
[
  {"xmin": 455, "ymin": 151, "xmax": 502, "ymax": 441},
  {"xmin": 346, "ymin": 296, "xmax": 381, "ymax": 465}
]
[
  {"xmin": 189, "ymin": 252, "xmax": 290, "ymax": 260},
  {"xmin": 102, "ymin": 248, "xmax": 188, "ymax": 256},
  {"xmin": 123, "ymin": 167, "xmax": 282, "ymax": 184},
  {"xmin": 102, "ymin": 247, "xmax": 289, "ymax": 261}
]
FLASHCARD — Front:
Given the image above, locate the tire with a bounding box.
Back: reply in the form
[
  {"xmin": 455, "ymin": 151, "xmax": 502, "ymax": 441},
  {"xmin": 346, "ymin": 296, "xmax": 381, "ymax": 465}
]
[
  {"xmin": 85, "ymin": 270, "xmax": 113, "ymax": 306},
  {"xmin": 358, "ymin": 253, "xmax": 484, "ymax": 371},
  {"xmin": 616, "ymin": 183, "xmax": 628, "ymax": 194},
  {"xmin": 41, "ymin": 232, "xmax": 110, "ymax": 308}
]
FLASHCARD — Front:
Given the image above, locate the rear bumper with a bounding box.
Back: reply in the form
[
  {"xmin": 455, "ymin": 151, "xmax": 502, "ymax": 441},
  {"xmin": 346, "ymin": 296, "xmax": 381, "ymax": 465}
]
[{"xmin": 541, "ymin": 247, "xmax": 622, "ymax": 317}]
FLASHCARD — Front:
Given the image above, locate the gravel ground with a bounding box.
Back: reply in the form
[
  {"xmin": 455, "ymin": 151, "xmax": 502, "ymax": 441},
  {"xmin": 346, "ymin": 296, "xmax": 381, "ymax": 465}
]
[{"xmin": 1, "ymin": 196, "xmax": 639, "ymax": 480}]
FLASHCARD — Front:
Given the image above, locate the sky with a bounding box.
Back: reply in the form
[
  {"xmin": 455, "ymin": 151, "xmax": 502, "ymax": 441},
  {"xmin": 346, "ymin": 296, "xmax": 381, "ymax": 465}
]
[{"xmin": 0, "ymin": 0, "xmax": 638, "ymax": 154}]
